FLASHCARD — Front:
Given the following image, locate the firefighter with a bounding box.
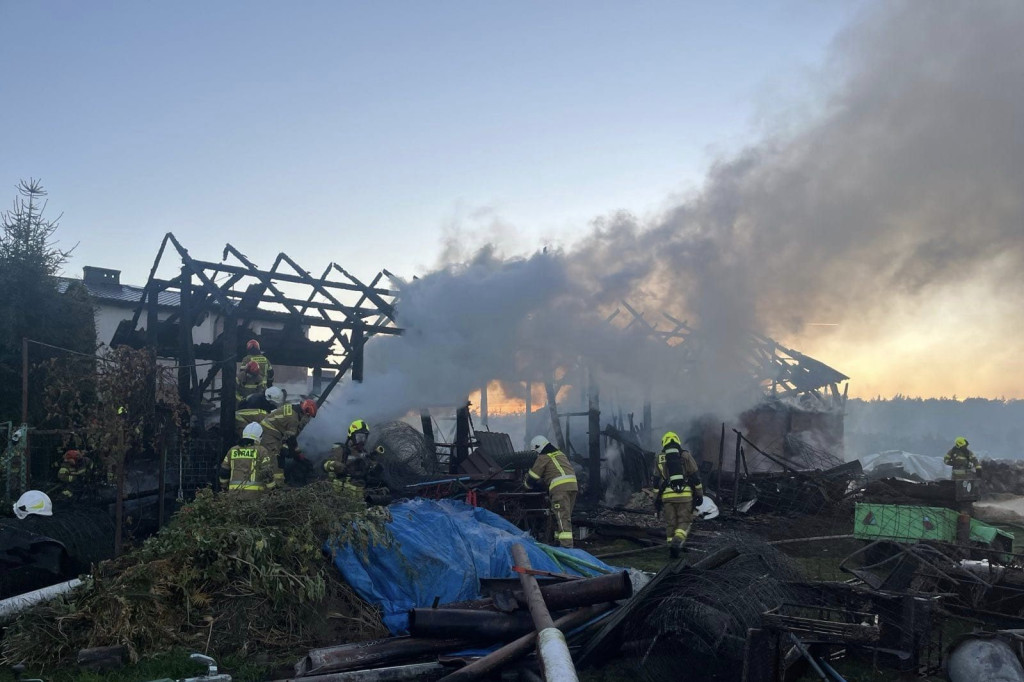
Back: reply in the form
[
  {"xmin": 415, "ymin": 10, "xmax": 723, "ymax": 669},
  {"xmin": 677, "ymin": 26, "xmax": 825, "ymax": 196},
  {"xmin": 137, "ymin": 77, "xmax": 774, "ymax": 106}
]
[
  {"xmin": 525, "ymin": 435, "xmax": 578, "ymax": 548},
  {"xmin": 945, "ymin": 437, "xmax": 981, "ymax": 477},
  {"xmin": 323, "ymin": 419, "xmax": 383, "ymax": 492},
  {"xmin": 218, "ymin": 422, "xmax": 283, "ymax": 496},
  {"xmin": 241, "ymin": 339, "xmax": 274, "ymax": 386},
  {"xmin": 234, "ymin": 386, "xmax": 285, "ymax": 438},
  {"xmin": 259, "ymin": 399, "xmax": 317, "ymax": 460},
  {"xmin": 56, "ymin": 449, "xmax": 95, "ymax": 500},
  {"xmin": 236, "ymin": 360, "xmax": 264, "ymax": 402},
  {"xmin": 654, "ymin": 431, "xmax": 704, "ymax": 558}
]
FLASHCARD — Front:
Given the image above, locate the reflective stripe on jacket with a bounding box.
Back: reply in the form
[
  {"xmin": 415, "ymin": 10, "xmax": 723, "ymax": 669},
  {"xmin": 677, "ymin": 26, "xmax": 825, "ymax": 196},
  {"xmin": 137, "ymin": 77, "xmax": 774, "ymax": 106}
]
[{"xmin": 527, "ymin": 449, "xmax": 578, "ymax": 493}]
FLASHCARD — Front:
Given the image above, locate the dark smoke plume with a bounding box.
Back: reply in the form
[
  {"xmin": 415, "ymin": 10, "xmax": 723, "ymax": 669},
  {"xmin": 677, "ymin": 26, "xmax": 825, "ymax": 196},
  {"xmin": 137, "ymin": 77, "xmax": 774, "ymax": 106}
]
[{"xmin": 308, "ymin": 0, "xmax": 1024, "ymax": 434}]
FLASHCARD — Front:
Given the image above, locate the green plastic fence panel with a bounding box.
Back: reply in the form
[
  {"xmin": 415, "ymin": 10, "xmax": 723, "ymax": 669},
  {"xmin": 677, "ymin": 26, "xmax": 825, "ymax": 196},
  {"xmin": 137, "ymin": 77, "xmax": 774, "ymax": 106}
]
[{"xmin": 853, "ymin": 502, "xmax": 1013, "ymax": 546}]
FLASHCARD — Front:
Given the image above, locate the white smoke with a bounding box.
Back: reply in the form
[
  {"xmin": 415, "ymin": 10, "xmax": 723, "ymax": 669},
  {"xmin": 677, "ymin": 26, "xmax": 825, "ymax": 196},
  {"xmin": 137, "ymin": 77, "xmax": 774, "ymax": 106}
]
[{"xmin": 308, "ymin": 1, "xmax": 1024, "ymax": 442}]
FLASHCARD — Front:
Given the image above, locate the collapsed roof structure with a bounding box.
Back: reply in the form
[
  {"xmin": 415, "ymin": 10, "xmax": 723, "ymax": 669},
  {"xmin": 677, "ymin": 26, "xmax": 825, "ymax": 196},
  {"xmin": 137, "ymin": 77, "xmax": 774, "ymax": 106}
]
[{"xmin": 112, "ymin": 233, "xmax": 402, "ymax": 452}]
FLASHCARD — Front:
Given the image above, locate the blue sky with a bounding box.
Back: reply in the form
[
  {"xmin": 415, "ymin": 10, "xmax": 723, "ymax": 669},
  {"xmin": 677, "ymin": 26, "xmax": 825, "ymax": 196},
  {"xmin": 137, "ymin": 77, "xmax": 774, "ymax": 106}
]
[{"xmin": 0, "ymin": 0, "xmax": 861, "ymax": 285}]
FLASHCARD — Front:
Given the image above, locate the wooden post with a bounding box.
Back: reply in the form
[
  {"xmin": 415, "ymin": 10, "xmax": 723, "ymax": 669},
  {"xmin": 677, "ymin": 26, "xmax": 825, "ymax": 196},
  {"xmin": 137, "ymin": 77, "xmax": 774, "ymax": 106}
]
[
  {"xmin": 420, "ymin": 410, "xmax": 435, "ymax": 451},
  {"xmin": 157, "ymin": 438, "xmax": 168, "ymax": 529},
  {"xmin": 219, "ymin": 316, "xmax": 237, "ymax": 458},
  {"xmin": 21, "ymin": 337, "xmax": 28, "ymax": 424},
  {"xmin": 21, "ymin": 336, "xmax": 30, "ymax": 490},
  {"xmin": 716, "ymin": 422, "xmax": 726, "ymax": 495},
  {"xmin": 732, "ymin": 430, "xmax": 742, "ymax": 511},
  {"xmin": 588, "ymin": 374, "xmax": 601, "ymax": 504},
  {"xmin": 351, "ymin": 323, "xmax": 365, "ymax": 383},
  {"xmin": 544, "ymin": 381, "xmax": 566, "ymax": 452},
  {"xmin": 480, "ymin": 383, "xmax": 488, "ymax": 429},
  {"xmin": 453, "ymin": 403, "xmax": 470, "ymax": 474},
  {"xmin": 642, "ymin": 400, "xmax": 652, "ymax": 451},
  {"xmin": 178, "ymin": 267, "xmax": 193, "ymax": 406},
  {"xmin": 524, "ymin": 380, "xmax": 532, "ymax": 449},
  {"xmin": 311, "ymin": 366, "xmax": 323, "ymax": 395}
]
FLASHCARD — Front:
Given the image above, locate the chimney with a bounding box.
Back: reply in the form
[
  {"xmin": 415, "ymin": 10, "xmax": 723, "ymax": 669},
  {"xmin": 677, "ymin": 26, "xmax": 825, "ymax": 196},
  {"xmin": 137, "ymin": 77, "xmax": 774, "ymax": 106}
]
[{"xmin": 82, "ymin": 266, "xmax": 121, "ymax": 286}]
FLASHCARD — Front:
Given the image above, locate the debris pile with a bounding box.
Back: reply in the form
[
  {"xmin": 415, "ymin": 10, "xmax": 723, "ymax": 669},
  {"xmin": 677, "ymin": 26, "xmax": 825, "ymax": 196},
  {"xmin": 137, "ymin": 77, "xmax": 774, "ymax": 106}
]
[
  {"xmin": 977, "ymin": 459, "xmax": 1024, "ymax": 495},
  {"xmin": 616, "ymin": 537, "xmax": 804, "ymax": 680},
  {"xmin": 1, "ymin": 484, "xmax": 390, "ymax": 669}
]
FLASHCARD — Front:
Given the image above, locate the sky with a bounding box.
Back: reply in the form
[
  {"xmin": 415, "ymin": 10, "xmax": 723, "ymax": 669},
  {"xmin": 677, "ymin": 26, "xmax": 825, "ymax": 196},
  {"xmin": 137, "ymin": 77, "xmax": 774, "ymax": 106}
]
[{"xmin": 2, "ymin": 1, "xmax": 1021, "ymax": 401}]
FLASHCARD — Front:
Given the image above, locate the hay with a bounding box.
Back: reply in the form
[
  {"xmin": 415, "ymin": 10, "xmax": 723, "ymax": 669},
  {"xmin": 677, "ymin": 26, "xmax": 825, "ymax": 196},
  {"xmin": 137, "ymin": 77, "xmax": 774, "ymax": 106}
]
[{"xmin": 2, "ymin": 483, "xmax": 391, "ymax": 669}]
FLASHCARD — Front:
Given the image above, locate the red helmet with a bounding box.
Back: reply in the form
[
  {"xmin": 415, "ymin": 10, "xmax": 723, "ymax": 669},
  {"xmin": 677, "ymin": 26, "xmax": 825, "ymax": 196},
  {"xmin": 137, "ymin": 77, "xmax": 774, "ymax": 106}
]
[
  {"xmin": 300, "ymin": 399, "xmax": 318, "ymax": 417},
  {"xmin": 246, "ymin": 339, "xmax": 260, "ymax": 352},
  {"xmin": 246, "ymin": 360, "xmax": 260, "ymax": 374},
  {"xmin": 64, "ymin": 449, "xmax": 83, "ymax": 463}
]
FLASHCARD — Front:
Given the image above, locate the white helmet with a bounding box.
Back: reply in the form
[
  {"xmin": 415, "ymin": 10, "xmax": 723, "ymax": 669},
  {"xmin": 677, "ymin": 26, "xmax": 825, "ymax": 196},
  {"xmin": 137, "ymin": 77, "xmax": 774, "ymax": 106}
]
[
  {"xmin": 530, "ymin": 435, "xmax": 552, "ymax": 453},
  {"xmin": 264, "ymin": 386, "xmax": 285, "ymax": 406},
  {"xmin": 242, "ymin": 422, "xmax": 264, "ymax": 444},
  {"xmin": 13, "ymin": 490, "xmax": 53, "ymax": 520}
]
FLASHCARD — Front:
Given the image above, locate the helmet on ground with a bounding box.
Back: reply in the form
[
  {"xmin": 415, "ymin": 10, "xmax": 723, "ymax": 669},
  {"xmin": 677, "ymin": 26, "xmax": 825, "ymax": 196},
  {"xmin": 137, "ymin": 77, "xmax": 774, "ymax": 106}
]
[
  {"xmin": 662, "ymin": 431, "xmax": 681, "ymax": 448},
  {"xmin": 242, "ymin": 422, "xmax": 263, "ymax": 444},
  {"xmin": 265, "ymin": 386, "xmax": 284, "ymax": 405},
  {"xmin": 246, "ymin": 360, "xmax": 260, "ymax": 374},
  {"xmin": 246, "ymin": 339, "xmax": 260, "ymax": 352},
  {"xmin": 955, "ymin": 436, "xmax": 968, "ymax": 448},
  {"xmin": 530, "ymin": 435, "xmax": 552, "ymax": 453},
  {"xmin": 300, "ymin": 399, "xmax": 318, "ymax": 417},
  {"xmin": 63, "ymin": 449, "xmax": 83, "ymax": 463},
  {"xmin": 13, "ymin": 491, "xmax": 53, "ymax": 520},
  {"xmin": 348, "ymin": 419, "xmax": 369, "ymax": 437}
]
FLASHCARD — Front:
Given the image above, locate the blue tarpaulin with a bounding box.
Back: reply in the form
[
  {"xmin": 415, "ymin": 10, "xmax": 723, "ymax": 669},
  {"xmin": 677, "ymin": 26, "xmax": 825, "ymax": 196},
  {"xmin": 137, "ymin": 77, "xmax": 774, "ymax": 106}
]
[{"xmin": 327, "ymin": 498, "xmax": 617, "ymax": 634}]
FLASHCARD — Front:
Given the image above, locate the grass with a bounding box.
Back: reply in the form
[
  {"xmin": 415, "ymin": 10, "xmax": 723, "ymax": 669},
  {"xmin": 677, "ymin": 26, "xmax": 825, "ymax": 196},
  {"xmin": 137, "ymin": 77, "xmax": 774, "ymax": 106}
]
[{"xmin": 0, "ymin": 649, "xmax": 272, "ymax": 682}]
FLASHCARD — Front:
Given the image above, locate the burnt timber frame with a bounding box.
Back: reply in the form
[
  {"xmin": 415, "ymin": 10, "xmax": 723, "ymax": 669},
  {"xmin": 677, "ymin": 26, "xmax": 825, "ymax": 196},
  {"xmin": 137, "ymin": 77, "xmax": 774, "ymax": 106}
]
[
  {"xmin": 615, "ymin": 301, "xmax": 849, "ymax": 410},
  {"xmin": 118, "ymin": 233, "xmax": 402, "ymax": 454}
]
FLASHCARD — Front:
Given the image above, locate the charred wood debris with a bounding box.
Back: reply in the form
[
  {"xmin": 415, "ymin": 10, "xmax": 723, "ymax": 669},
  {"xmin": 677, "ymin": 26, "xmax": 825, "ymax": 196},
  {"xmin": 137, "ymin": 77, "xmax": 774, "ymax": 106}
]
[{"xmin": 9, "ymin": 238, "xmax": 1024, "ymax": 681}]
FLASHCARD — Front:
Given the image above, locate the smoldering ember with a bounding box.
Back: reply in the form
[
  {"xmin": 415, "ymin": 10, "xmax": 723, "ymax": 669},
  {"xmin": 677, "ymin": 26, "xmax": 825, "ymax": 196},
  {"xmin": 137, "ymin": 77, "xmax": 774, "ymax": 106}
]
[{"xmin": 3, "ymin": 2, "xmax": 1024, "ymax": 682}]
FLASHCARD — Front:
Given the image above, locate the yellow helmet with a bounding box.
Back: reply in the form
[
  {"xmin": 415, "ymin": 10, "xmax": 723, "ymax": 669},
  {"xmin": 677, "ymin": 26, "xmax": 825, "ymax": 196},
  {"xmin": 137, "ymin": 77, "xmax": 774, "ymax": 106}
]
[
  {"xmin": 955, "ymin": 436, "xmax": 968, "ymax": 448},
  {"xmin": 662, "ymin": 431, "xmax": 681, "ymax": 448},
  {"xmin": 348, "ymin": 419, "xmax": 369, "ymax": 437}
]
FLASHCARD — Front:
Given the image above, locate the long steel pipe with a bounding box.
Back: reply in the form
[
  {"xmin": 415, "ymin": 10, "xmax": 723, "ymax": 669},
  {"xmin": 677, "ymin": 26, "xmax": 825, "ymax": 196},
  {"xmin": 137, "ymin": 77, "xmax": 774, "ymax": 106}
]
[
  {"xmin": 408, "ymin": 609, "xmax": 536, "ymax": 641},
  {"xmin": 511, "ymin": 543, "xmax": 579, "ymax": 682},
  {"xmin": 297, "ymin": 636, "xmax": 473, "ymax": 677},
  {"xmin": 436, "ymin": 603, "xmax": 613, "ymax": 682},
  {"xmin": 445, "ymin": 570, "xmax": 632, "ymax": 613}
]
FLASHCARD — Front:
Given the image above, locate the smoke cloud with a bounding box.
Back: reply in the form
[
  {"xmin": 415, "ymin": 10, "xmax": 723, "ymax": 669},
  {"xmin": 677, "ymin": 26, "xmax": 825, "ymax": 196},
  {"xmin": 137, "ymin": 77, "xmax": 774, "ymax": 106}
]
[{"xmin": 310, "ymin": 0, "xmax": 1024, "ymax": 436}]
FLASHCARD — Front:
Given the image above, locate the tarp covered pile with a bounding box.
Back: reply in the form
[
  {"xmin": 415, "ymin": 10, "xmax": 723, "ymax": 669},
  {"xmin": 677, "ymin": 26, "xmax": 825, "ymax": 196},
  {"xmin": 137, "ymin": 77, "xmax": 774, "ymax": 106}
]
[{"xmin": 328, "ymin": 498, "xmax": 617, "ymax": 633}]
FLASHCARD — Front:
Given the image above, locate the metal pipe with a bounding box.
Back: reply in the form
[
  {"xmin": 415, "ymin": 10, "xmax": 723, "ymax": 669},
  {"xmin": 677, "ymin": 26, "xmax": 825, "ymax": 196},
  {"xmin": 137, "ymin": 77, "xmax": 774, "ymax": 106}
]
[
  {"xmin": 297, "ymin": 637, "xmax": 474, "ymax": 677},
  {"xmin": 407, "ymin": 609, "xmax": 535, "ymax": 641},
  {"xmin": 436, "ymin": 604, "xmax": 612, "ymax": 682},
  {"xmin": 0, "ymin": 578, "xmax": 83, "ymax": 621},
  {"xmin": 510, "ymin": 544, "xmax": 578, "ymax": 682},
  {"xmin": 445, "ymin": 571, "xmax": 632, "ymax": 612},
  {"xmin": 277, "ymin": 662, "xmax": 446, "ymax": 681}
]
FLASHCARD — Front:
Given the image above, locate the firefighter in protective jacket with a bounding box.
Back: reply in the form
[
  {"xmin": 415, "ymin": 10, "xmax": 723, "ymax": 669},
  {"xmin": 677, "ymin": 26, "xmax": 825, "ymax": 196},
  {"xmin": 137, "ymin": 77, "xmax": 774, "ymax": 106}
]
[
  {"xmin": 944, "ymin": 437, "xmax": 981, "ymax": 477},
  {"xmin": 259, "ymin": 399, "xmax": 317, "ymax": 459},
  {"xmin": 655, "ymin": 431, "xmax": 704, "ymax": 558},
  {"xmin": 219, "ymin": 422, "xmax": 283, "ymax": 496},
  {"xmin": 324, "ymin": 419, "xmax": 383, "ymax": 491},
  {"xmin": 56, "ymin": 449, "xmax": 95, "ymax": 500},
  {"xmin": 525, "ymin": 435, "xmax": 578, "ymax": 548}
]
